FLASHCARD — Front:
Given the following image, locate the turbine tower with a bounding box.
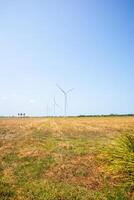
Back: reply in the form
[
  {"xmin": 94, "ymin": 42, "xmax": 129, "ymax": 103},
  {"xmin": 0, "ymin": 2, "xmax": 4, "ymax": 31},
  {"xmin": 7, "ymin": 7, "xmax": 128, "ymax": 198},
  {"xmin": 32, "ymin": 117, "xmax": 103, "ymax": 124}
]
[
  {"xmin": 56, "ymin": 84, "xmax": 74, "ymax": 116},
  {"xmin": 53, "ymin": 97, "xmax": 60, "ymax": 117},
  {"xmin": 46, "ymin": 104, "xmax": 49, "ymax": 117}
]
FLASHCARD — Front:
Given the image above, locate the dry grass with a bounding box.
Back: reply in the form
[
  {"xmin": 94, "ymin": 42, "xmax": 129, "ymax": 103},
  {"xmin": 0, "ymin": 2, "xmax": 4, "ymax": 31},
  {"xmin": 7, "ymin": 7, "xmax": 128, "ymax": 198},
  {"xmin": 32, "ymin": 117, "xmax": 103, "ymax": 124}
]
[{"xmin": 0, "ymin": 117, "xmax": 134, "ymax": 200}]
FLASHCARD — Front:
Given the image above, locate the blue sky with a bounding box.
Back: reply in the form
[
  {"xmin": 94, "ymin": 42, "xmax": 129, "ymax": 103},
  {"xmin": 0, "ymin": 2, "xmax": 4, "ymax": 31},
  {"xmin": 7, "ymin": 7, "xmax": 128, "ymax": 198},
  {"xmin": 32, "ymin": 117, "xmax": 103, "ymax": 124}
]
[{"xmin": 0, "ymin": 0, "xmax": 134, "ymax": 116}]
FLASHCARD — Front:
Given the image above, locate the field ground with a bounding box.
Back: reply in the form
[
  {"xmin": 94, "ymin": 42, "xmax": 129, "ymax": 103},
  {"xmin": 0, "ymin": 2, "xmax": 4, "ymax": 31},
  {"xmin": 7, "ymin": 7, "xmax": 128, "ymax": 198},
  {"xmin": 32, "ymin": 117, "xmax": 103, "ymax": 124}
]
[{"xmin": 0, "ymin": 117, "xmax": 134, "ymax": 200}]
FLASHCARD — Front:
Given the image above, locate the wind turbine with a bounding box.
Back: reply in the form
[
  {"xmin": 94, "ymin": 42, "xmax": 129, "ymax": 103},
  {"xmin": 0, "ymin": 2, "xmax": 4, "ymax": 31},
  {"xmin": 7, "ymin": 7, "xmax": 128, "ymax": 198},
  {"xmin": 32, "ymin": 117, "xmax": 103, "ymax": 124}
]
[
  {"xmin": 56, "ymin": 84, "xmax": 74, "ymax": 116},
  {"xmin": 53, "ymin": 97, "xmax": 60, "ymax": 117},
  {"xmin": 46, "ymin": 104, "xmax": 49, "ymax": 117}
]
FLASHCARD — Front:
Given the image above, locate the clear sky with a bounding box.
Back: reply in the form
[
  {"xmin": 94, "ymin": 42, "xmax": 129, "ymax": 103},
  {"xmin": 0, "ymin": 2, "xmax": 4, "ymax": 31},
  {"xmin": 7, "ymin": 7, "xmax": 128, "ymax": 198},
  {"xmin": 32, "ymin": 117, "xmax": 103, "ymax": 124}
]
[{"xmin": 0, "ymin": 0, "xmax": 134, "ymax": 116}]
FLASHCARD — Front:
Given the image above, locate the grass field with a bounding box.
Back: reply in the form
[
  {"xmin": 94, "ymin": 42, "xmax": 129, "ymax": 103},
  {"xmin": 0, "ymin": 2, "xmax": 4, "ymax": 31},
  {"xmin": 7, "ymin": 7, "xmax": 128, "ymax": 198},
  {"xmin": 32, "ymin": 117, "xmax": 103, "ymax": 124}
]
[{"xmin": 0, "ymin": 117, "xmax": 134, "ymax": 200}]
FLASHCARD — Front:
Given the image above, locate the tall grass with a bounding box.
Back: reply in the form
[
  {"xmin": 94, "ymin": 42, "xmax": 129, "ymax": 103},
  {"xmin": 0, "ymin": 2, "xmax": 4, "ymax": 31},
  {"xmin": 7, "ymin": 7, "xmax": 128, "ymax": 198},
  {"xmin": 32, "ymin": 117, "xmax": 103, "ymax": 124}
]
[
  {"xmin": 106, "ymin": 132, "xmax": 134, "ymax": 199},
  {"xmin": 113, "ymin": 133, "xmax": 134, "ymax": 177}
]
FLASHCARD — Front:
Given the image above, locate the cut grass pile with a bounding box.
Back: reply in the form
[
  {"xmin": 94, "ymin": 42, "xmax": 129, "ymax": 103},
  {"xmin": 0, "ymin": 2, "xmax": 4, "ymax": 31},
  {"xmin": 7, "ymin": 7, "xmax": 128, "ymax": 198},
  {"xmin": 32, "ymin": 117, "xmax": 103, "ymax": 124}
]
[{"xmin": 0, "ymin": 117, "xmax": 134, "ymax": 199}]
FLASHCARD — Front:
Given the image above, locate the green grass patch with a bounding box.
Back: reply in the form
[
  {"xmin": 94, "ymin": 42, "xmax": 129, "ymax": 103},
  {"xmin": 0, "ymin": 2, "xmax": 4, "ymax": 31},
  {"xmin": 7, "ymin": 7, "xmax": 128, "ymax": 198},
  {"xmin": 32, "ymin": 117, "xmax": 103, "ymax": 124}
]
[
  {"xmin": 3, "ymin": 153, "xmax": 18, "ymax": 163},
  {"xmin": 32, "ymin": 132, "xmax": 59, "ymax": 153},
  {"xmin": 67, "ymin": 138, "xmax": 97, "ymax": 155},
  {"xmin": 23, "ymin": 181, "xmax": 104, "ymax": 200},
  {"xmin": 15, "ymin": 156, "xmax": 55, "ymax": 185},
  {"xmin": 103, "ymin": 184, "xmax": 128, "ymax": 200},
  {"xmin": 0, "ymin": 179, "xmax": 15, "ymax": 200}
]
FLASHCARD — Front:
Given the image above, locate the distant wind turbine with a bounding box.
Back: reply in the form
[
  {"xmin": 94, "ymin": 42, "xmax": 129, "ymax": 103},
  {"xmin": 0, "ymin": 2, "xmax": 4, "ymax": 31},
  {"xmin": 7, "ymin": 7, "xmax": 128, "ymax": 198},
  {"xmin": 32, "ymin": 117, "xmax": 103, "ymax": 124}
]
[
  {"xmin": 56, "ymin": 84, "xmax": 74, "ymax": 116},
  {"xmin": 46, "ymin": 104, "xmax": 49, "ymax": 117},
  {"xmin": 53, "ymin": 97, "xmax": 60, "ymax": 117}
]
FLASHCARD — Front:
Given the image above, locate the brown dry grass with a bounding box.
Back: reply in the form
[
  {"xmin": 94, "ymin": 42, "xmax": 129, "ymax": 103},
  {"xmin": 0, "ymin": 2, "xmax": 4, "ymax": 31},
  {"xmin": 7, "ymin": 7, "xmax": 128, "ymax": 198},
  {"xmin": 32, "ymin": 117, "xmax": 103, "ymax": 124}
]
[{"xmin": 0, "ymin": 117, "xmax": 134, "ymax": 200}]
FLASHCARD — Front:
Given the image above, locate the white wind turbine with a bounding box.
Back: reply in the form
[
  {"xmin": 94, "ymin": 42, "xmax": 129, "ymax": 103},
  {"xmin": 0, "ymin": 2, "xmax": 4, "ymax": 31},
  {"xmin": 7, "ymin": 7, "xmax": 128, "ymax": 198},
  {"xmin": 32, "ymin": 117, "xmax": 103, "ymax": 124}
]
[
  {"xmin": 56, "ymin": 84, "xmax": 74, "ymax": 116},
  {"xmin": 46, "ymin": 104, "xmax": 49, "ymax": 117},
  {"xmin": 53, "ymin": 97, "xmax": 60, "ymax": 117}
]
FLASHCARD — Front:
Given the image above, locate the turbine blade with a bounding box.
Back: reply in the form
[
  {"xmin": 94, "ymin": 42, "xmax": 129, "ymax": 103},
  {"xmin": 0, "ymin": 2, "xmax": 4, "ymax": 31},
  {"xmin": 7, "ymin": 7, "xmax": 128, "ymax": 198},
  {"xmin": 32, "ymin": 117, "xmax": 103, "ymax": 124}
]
[
  {"xmin": 53, "ymin": 97, "xmax": 60, "ymax": 108},
  {"xmin": 56, "ymin": 84, "xmax": 66, "ymax": 95}
]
